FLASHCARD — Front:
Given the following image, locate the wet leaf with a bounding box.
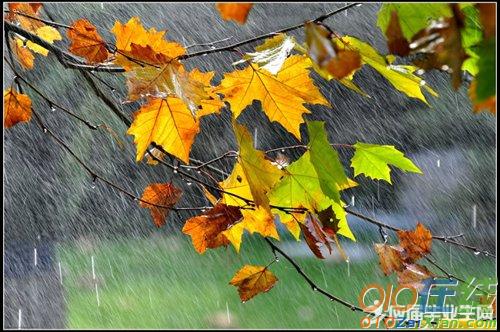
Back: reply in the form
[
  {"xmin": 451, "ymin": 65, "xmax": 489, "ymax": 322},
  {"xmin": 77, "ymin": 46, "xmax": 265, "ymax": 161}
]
[
  {"xmin": 127, "ymin": 97, "xmax": 200, "ymax": 164},
  {"xmin": 396, "ymin": 263, "xmax": 434, "ymax": 292},
  {"xmin": 67, "ymin": 19, "xmax": 109, "ymax": 63},
  {"xmin": 374, "ymin": 243, "xmax": 406, "ymax": 276},
  {"xmin": 11, "ymin": 38, "xmax": 35, "ymax": 70},
  {"xmin": 305, "ymin": 22, "xmax": 361, "ymax": 80},
  {"xmin": 216, "ymin": 3, "xmax": 253, "ymax": 24},
  {"xmin": 140, "ymin": 182, "xmax": 182, "ymax": 227},
  {"xmin": 182, "ymin": 204, "xmax": 243, "ymax": 254},
  {"xmin": 4, "ymin": 88, "xmax": 32, "ymax": 128},
  {"xmin": 6, "ymin": 3, "xmax": 45, "ymax": 32},
  {"xmin": 217, "ymin": 55, "xmax": 330, "ymax": 139},
  {"xmin": 385, "ymin": 11, "xmax": 410, "ymax": 56},
  {"xmin": 397, "ymin": 222, "xmax": 433, "ymax": 261},
  {"xmin": 351, "ymin": 142, "xmax": 422, "ymax": 184}
]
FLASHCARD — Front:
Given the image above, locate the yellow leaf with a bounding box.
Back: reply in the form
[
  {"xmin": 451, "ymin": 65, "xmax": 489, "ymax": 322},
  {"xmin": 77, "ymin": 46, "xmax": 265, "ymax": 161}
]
[
  {"xmin": 217, "ymin": 55, "xmax": 330, "ymax": 139},
  {"xmin": 4, "ymin": 88, "xmax": 32, "ymax": 128},
  {"xmin": 242, "ymin": 206, "xmax": 279, "ymax": 240},
  {"xmin": 219, "ymin": 162, "xmax": 253, "ymax": 206},
  {"xmin": 229, "ymin": 265, "xmax": 278, "ymax": 302},
  {"xmin": 26, "ymin": 25, "xmax": 62, "ymax": 56},
  {"xmin": 233, "ymin": 122, "xmax": 283, "ymax": 209},
  {"xmin": 222, "ymin": 220, "xmax": 246, "ymax": 252},
  {"xmin": 127, "ymin": 97, "xmax": 200, "ymax": 164}
]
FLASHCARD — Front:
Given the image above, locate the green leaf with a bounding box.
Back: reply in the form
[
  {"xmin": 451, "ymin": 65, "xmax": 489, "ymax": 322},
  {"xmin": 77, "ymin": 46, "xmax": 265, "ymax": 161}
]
[
  {"xmin": 475, "ymin": 38, "xmax": 496, "ymax": 101},
  {"xmin": 460, "ymin": 4, "xmax": 483, "ymax": 75},
  {"xmin": 336, "ymin": 36, "xmax": 438, "ymax": 104},
  {"xmin": 351, "ymin": 142, "xmax": 423, "ymax": 184},
  {"xmin": 268, "ymin": 151, "xmax": 355, "ymax": 241},
  {"xmin": 306, "ymin": 121, "xmax": 350, "ymax": 202},
  {"xmin": 377, "ymin": 4, "xmax": 452, "ymax": 41}
]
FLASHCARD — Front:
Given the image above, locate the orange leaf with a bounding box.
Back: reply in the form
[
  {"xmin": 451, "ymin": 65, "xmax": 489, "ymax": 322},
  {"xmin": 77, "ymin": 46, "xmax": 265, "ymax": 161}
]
[
  {"xmin": 11, "ymin": 38, "xmax": 35, "ymax": 70},
  {"xmin": 4, "ymin": 88, "xmax": 32, "ymax": 128},
  {"xmin": 67, "ymin": 19, "xmax": 109, "ymax": 64},
  {"xmin": 397, "ymin": 222, "xmax": 432, "ymax": 261},
  {"xmin": 374, "ymin": 243, "xmax": 407, "ymax": 276},
  {"xmin": 385, "ymin": 11, "xmax": 410, "ymax": 56},
  {"xmin": 216, "ymin": 3, "xmax": 253, "ymax": 24},
  {"xmin": 229, "ymin": 265, "xmax": 277, "ymax": 302},
  {"xmin": 396, "ymin": 263, "xmax": 434, "ymax": 292},
  {"xmin": 182, "ymin": 204, "xmax": 243, "ymax": 254},
  {"xmin": 7, "ymin": 3, "xmax": 44, "ymax": 32},
  {"xmin": 140, "ymin": 182, "xmax": 182, "ymax": 227},
  {"xmin": 111, "ymin": 16, "xmax": 185, "ymax": 70}
]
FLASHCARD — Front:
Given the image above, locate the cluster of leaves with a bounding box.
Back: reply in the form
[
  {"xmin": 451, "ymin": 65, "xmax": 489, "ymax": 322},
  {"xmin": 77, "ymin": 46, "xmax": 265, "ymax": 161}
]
[
  {"xmin": 377, "ymin": 3, "xmax": 496, "ymax": 114},
  {"xmin": 374, "ymin": 223, "xmax": 434, "ymax": 292},
  {"xmin": 3, "ymin": 3, "xmax": 495, "ymax": 303}
]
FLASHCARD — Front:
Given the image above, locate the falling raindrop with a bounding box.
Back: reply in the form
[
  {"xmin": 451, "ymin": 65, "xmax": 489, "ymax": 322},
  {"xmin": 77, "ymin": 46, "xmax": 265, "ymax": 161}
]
[
  {"xmin": 58, "ymin": 261, "xmax": 63, "ymax": 285},
  {"xmin": 346, "ymin": 258, "xmax": 350, "ymax": 277},
  {"xmin": 472, "ymin": 204, "xmax": 477, "ymax": 228},
  {"xmin": 437, "ymin": 159, "xmax": 441, "ymax": 168},
  {"xmin": 18, "ymin": 309, "xmax": 22, "ymax": 329},
  {"xmin": 91, "ymin": 255, "xmax": 96, "ymax": 280},
  {"xmin": 95, "ymin": 283, "xmax": 100, "ymax": 307},
  {"xmin": 34, "ymin": 247, "xmax": 37, "ymax": 267}
]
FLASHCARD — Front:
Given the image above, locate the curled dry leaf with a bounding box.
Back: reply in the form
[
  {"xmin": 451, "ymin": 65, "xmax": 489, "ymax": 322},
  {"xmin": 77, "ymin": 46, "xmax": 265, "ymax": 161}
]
[
  {"xmin": 410, "ymin": 5, "xmax": 467, "ymax": 89},
  {"xmin": 182, "ymin": 203, "xmax": 243, "ymax": 254},
  {"xmin": 305, "ymin": 22, "xmax": 361, "ymax": 80},
  {"xmin": 4, "ymin": 88, "xmax": 32, "ymax": 128},
  {"xmin": 67, "ymin": 19, "xmax": 109, "ymax": 64},
  {"xmin": 216, "ymin": 3, "xmax": 253, "ymax": 24},
  {"xmin": 396, "ymin": 263, "xmax": 434, "ymax": 292},
  {"xmin": 397, "ymin": 222, "xmax": 432, "ymax": 261},
  {"xmin": 385, "ymin": 11, "xmax": 410, "ymax": 56},
  {"xmin": 229, "ymin": 265, "xmax": 277, "ymax": 302},
  {"xmin": 374, "ymin": 243, "xmax": 407, "ymax": 276},
  {"xmin": 140, "ymin": 182, "xmax": 182, "ymax": 227}
]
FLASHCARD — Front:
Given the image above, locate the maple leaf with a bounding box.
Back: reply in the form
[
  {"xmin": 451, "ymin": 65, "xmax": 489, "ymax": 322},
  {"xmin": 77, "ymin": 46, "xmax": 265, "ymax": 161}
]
[
  {"xmin": 67, "ymin": 19, "xmax": 109, "ymax": 64},
  {"xmin": 11, "ymin": 38, "xmax": 35, "ymax": 70},
  {"xmin": 410, "ymin": 4, "xmax": 468, "ymax": 89},
  {"xmin": 217, "ymin": 55, "xmax": 330, "ymax": 139},
  {"xmin": 223, "ymin": 206, "xmax": 279, "ymax": 252},
  {"xmin": 385, "ymin": 11, "xmax": 410, "ymax": 56},
  {"xmin": 4, "ymin": 88, "xmax": 32, "ymax": 128},
  {"xmin": 25, "ymin": 26, "xmax": 62, "ymax": 56},
  {"xmin": 374, "ymin": 243, "xmax": 407, "ymax": 276},
  {"xmin": 232, "ymin": 122, "xmax": 283, "ymax": 210},
  {"xmin": 216, "ymin": 3, "xmax": 253, "ymax": 24},
  {"xmin": 218, "ymin": 162, "xmax": 253, "ymax": 206},
  {"xmin": 307, "ymin": 121, "xmax": 352, "ymax": 202},
  {"xmin": 229, "ymin": 265, "xmax": 277, "ymax": 302},
  {"xmin": 299, "ymin": 212, "xmax": 334, "ymax": 259},
  {"xmin": 305, "ymin": 22, "xmax": 361, "ymax": 80},
  {"xmin": 397, "ymin": 263, "xmax": 434, "ymax": 292},
  {"xmin": 397, "ymin": 223, "xmax": 432, "ymax": 261},
  {"xmin": 335, "ymin": 36, "xmax": 438, "ymax": 104},
  {"xmin": 351, "ymin": 142, "xmax": 422, "ymax": 184},
  {"xmin": 111, "ymin": 16, "xmax": 185, "ymax": 70},
  {"xmin": 140, "ymin": 182, "xmax": 182, "ymax": 227},
  {"xmin": 182, "ymin": 203, "xmax": 243, "ymax": 254},
  {"xmin": 233, "ymin": 34, "xmax": 296, "ymax": 75},
  {"xmin": 6, "ymin": 3, "xmax": 45, "ymax": 32},
  {"xmin": 127, "ymin": 97, "xmax": 201, "ymax": 164}
]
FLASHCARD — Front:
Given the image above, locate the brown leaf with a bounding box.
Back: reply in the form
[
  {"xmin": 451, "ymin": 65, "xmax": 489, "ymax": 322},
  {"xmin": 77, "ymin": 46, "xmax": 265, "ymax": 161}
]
[
  {"xmin": 374, "ymin": 243, "xmax": 407, "ymax": 275},
  {"xmin": 4, "ymin": 88, "xmax": 32, "ymax": 128},
  {"xmin": 7, "ymin": 3, "xmax": 44, "ymax": 32},
  {"xmin": 305, "ymin": 22, "xmax": 361, "ymax": 80},
  {"xmin": 216, "ymin": 3, "xmax": 253, "ymax": 24},
  {"xmin": 476, "ymin": 3, "xmax": 496, "ymax": 39},
  {"xmin": 299, "ymin": 212, "xmax": 334, "ymax": 259},
  {"xmin": 385, "ymin": 11, "xmax": 410, "ymax": 56},
  {"xmin": 67, "ymin": 19, "xmax": 109, "ymax": 64},
  {"xmin": 182, "ymin": 204, "xmax": 243, "ymax": 254},
  {"xmin": 410, "ymin": 4, "xmax": 467, "ymax": 89},
  {"xmin": 397, "ymin": 222, "xmax": 432, "ymax": 261},
  {"xmin": 397, "ymin": 263, "xmax": 434, "ymax": 292},
  {"xmin": 229, "ymin": 265, "xmax": 277, "ymax": 302},
  {"xmin": 140, "ymin": 182, "xmax": 182, "ymax": 227}
]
